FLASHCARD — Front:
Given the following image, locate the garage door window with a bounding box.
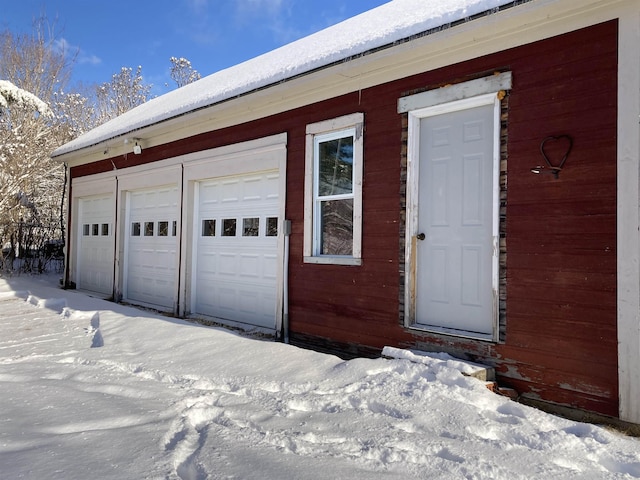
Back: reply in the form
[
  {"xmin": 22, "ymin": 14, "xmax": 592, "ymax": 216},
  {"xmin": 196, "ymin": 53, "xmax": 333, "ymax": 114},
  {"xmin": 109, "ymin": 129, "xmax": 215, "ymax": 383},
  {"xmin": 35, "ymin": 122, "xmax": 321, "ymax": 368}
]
[
  {"xmin": 304, "ymin": 112, "xmax": 363, "ymax": 265},
  {"xmin": 266, "ymin": 217, "xmax": 278, "ymax": 237},
  {"xmin": 131, "ymin": 222, "xmax": 141, "ymax": 236},
  {"xmin": 243, "ymin": 217, "xmax": 259, "ymax": 237},
  {"xmin": 202, "ymin": 219, "xmax": 216, "ymax": 236},
  {"xmin": 223, "ymin": 218, "xmax": 236, "ymax": 237},
  {"xmin": 82, "ymin": 223, "xmax": 110, "ymax": 236}
]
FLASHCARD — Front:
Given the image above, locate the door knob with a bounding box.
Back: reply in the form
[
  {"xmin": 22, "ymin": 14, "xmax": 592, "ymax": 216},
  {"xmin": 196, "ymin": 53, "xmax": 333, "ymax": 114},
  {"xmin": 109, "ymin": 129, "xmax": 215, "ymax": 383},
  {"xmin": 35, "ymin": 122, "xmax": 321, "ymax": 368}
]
[{"xmin": 416, "ymin": 233, "xmax": 425, "ymax": 241}]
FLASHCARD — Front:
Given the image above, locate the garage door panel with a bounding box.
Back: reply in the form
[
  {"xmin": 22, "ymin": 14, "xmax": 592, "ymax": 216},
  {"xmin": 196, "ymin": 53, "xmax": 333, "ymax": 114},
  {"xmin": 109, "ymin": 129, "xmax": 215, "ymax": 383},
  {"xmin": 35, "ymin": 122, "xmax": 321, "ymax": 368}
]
[
  {"xmin": 78, "ymin": 195, "xmax": 114, "ymax": 295},
  {"xmin": 196, "ymin": 281, "xmax": 276, "ymax": 326},
  {"xmin": 264, "ymin": 253, "xmax": 278, "ymax": 274},
  {"xmin": 264, "ymin": 173, "xmax": 280, "ymax": 200},
  {"xmin": 126, "ymin": 186, "xmax": 179, "ymax": 310},
  {"xmin": 239, "ymin": 254, "xmax": 260, "ymax": 278},
  {"xmin": 219, "ymin": 253, "xmax": 237, "ymax": 276},
  {"xmin": 128, "ymin": 276, "xmax": 174, "ymax": 305},
  {"xmin": 200, "ymin": 248, "xmax": 275, "ymax": 279},
  {"xmin": 194, "ymin": 171, "xmax": 280, "ymax": 329}
]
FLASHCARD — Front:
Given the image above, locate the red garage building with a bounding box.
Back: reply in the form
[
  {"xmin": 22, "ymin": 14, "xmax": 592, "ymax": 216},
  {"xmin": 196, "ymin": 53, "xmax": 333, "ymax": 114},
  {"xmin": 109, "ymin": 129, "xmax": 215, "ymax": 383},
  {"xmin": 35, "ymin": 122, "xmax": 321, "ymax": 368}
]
[{"xmin": 53, "ymin": 0, "xmax": 640, "ymax": 426}]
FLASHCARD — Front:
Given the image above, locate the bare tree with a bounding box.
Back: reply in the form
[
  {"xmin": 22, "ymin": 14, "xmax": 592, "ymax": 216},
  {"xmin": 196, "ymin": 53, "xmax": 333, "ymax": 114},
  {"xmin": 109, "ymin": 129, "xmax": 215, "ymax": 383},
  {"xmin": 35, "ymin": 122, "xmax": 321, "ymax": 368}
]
[
  {"xmin": 94, "ymin": 66, "xmax": 151, "ymax": 124},
  {"xmin": 0, "ymin": 19, "xmax": 75, "ymax": 103},
  {"xmin": 0, "ymin": 20, "xmax": 80, "ymax": 272},
  {"xmin": 52, "ymin": 89, "xmax": 97, "ymax": 138},
  {"xmin": 169, "ymin": 57, "xmax": 201, "ymax": 88},
  {"xmin": 1, "ymin": 19, "xmax": 157, "ymax": 273}
]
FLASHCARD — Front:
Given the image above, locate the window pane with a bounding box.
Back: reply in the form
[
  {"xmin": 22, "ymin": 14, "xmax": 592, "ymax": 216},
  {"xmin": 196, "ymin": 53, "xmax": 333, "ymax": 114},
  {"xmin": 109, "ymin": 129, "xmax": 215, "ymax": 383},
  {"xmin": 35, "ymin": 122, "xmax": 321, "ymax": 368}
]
[
  {"xmin": 83, "ymin": 224, "xmax": 90, "ymax": 236},
  {"xmin": 158, "ymin": 221, "xmax": 169, "ymax": 236},
  {"xmin": 320, "ymin": 199, "xmax": 353, "ymax": 255},
  {"xmin": 202, "ymin": 219, "xmax": 216, "ymax": 236},
  {"xmin": 243, "ymin": 218, "xmax": 259, "ymax": 237},
  {"xmin": 101, "ymin": 223, "xmax": 109, "ymax": 236},
  {"xmin": 172, "ymin": 220, "xmax": 177, "ymax": 236},
  {"xmin": 318, "ymin": 135, "xmax": 353, "ymax": 196},
  {"xmin": 144, "ymin": 221, "xmax": 154, "ymax": 236},
  {"xmin": 266, "ymin": 217, "xmax": 278, "ymax": 237},
  {"xmin": 131, "ymin": 222, "xmax": 141, "ymax": 236},
  {"xmin": 92, "ymin": 224, "xmax": 99, "ymax": 236},
  {"xmin": 222, "ymin": 218, "xmax": 236, "ymax": 237}
]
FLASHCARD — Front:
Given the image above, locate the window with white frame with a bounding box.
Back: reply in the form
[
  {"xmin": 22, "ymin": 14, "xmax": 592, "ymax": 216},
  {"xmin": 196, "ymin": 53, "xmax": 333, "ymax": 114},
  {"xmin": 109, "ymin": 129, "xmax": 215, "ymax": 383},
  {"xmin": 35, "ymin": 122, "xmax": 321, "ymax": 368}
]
[{"xmin": 304, "ymin": 113, "xmax": 363, "ymax": 265}]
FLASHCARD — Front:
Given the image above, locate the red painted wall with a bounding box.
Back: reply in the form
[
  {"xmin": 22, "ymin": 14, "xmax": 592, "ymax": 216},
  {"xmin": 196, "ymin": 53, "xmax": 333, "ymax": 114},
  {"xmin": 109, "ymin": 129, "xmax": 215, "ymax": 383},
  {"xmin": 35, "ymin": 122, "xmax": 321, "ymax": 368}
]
[
  {"xmin": 286, "ymin": 21, "xmax": 618, "ymax": 417},
  {"xmin": 71, "ymin": 20, "xmax": 619, "ymax": 417}
]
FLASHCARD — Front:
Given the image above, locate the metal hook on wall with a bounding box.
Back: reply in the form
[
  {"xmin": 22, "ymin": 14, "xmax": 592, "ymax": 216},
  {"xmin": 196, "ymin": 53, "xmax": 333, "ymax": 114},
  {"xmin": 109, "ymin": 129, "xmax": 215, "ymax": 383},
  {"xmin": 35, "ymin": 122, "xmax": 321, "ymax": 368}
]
[{"xmin": 530, "ymin": 134, "xmax": 573, "ymax": 179}]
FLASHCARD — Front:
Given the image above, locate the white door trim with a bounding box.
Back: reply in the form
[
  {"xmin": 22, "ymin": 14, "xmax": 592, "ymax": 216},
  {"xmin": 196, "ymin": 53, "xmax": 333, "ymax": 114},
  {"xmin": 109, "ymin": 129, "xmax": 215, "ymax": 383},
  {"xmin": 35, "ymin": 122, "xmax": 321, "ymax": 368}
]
[
  {"xmin": 122, "ymin": 191, "xmax": 132, "ymax": 304},
  {"xmin": 398, "ymin": 72, "xmax": 511, "ymax": 114},
  {"xmin": 405, "ymin": 92, "xmax": 502, "ymax": 341}
]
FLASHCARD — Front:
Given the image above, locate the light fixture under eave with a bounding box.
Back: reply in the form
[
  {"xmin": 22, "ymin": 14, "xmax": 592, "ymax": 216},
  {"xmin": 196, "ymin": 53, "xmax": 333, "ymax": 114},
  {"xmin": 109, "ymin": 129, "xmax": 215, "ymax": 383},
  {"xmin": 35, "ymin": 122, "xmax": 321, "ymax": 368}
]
[{"xmin": 124, "ymin": 137, "xmax": 143, "ymax": 155}]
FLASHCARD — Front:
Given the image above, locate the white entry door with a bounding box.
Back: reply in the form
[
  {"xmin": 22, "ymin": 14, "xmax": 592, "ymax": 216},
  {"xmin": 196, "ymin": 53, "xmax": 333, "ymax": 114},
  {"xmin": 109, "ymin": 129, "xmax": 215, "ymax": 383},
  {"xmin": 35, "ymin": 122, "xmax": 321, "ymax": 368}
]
[
  {"xmin": 77, "ymin": 195, "xmax": 114, "ymax": 295},
  {"xmin": 125, "ymin": 186, "xmax": 179, "ymax": 310},
  {"xmin": 193, "ymin": 171, "xmax": 280, "ymax": 329},
  {"xmin": 413, "ymin": 98, "xmax": 499, "ymax": 337}
]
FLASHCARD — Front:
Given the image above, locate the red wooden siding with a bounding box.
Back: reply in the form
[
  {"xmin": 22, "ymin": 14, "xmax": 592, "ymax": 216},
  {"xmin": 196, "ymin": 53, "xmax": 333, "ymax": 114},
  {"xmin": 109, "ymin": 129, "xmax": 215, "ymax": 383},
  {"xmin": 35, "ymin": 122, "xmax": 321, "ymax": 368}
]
[
  {"xmin": 290, "ymin": 20, "xmax": 620, "ymax": 417},
  {"xmin": 70, "ymin": 20, "xmax": 619, "ymax": 418},
  {"xmin": 500, "ymin": 21, "xmax": 618, "ymax": 416}
]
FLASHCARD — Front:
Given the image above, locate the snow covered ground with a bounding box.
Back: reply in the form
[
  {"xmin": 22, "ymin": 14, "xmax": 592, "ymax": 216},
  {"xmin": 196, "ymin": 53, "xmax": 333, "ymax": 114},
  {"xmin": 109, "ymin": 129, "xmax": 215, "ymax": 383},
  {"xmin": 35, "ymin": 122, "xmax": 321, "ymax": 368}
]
[{"xmin": 1, "ymin": 274, "xmax": 639, "ymax": 480}]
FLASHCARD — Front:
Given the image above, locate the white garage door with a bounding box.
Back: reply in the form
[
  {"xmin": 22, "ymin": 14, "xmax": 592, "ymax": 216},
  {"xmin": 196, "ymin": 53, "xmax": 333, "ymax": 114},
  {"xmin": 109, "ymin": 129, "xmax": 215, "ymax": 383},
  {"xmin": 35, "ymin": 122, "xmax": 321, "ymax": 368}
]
[
  {"xmin": 78, "ymin": 195, "xmax": 114, "ymax": 295},
  {"xmin": 194, "ymin": 171, "xmax": 279, "ymax": 329},
  {"xmin": 125, "ymin": 186, "xmax": 179, "ymax": 310}
]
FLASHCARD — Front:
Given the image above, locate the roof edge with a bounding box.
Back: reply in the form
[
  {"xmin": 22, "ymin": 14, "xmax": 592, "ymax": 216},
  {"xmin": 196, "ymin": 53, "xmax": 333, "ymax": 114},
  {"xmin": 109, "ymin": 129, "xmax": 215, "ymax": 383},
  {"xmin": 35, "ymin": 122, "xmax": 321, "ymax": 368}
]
[{"xmin": 52, "ymin": 1, "xmax": 526, "ymax": 160}]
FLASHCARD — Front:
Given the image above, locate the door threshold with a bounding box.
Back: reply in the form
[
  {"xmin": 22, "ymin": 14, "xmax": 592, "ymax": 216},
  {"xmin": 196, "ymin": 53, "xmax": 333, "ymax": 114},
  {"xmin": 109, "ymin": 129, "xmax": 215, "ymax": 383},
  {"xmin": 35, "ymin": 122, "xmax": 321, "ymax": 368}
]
[{"xmin": 409, "ymin": 324, "xmax": 496, "ymax": 342}]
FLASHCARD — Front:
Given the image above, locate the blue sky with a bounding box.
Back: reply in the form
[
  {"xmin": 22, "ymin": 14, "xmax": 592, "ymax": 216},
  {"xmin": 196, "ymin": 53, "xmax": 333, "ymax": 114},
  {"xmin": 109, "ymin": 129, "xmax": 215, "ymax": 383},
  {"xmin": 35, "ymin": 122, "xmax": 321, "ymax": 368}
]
[{"xmin": 1, "ymin": 0, "xmax": 388, "ymax": 95}]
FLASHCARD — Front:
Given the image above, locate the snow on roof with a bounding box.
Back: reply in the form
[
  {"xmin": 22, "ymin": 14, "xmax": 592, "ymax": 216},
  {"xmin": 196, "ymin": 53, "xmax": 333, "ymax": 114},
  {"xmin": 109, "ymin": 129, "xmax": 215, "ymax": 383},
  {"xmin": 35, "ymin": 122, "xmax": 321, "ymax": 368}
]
[{"xmin": 52, "ymin": 0, "xmax": 515, "ymax": 157}]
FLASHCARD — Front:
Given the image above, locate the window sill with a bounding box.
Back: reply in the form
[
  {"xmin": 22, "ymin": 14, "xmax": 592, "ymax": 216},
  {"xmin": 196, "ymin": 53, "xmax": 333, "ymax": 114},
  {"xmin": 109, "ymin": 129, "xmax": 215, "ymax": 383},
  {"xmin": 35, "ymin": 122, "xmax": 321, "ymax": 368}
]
[{"xmin": 303, "ymin": 256, "xmax": 362, "ymax": 266}]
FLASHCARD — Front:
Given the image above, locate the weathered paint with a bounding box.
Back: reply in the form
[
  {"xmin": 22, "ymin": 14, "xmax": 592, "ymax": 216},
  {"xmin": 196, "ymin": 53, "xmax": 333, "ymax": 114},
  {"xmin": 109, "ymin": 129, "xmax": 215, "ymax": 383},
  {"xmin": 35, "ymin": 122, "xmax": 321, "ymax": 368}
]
[
  {"xmin": 288, "ymin": 21, "xmax": 620, "ymax": 418},
  {"xmin": 66, "ymin": 19, "xmax": 626, "ymax": 420}
]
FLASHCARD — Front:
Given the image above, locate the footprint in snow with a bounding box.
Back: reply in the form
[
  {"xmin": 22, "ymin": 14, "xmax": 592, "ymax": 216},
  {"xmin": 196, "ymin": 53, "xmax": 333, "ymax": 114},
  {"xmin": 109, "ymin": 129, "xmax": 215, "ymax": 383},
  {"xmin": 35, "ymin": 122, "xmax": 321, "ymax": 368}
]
[
  {"xmin": 163, "ymin": 396, "xmax": 220, "ymax": 480},
  {"xmin": 367, "ymin": 400, "xmax": 411, "ymax": 419}
]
